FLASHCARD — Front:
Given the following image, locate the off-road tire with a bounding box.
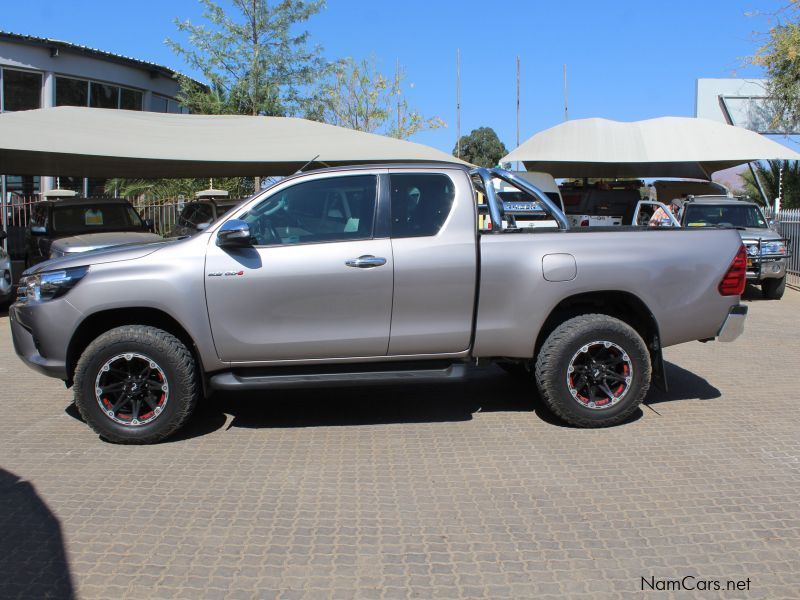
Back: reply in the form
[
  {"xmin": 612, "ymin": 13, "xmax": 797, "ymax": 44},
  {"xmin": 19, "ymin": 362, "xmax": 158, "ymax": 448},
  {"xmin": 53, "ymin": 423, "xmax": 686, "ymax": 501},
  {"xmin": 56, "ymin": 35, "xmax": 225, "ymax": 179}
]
[
  {"xmin": 534, "ymin": 314, "xmax": 651, "ymax": 428},
  {"xmin": 761, "ymin": 276, "xmax": 786, "ymax": 300},
  {"xmin": 74, "ymin": 325, "xmax": 199, "ymax": 444}
]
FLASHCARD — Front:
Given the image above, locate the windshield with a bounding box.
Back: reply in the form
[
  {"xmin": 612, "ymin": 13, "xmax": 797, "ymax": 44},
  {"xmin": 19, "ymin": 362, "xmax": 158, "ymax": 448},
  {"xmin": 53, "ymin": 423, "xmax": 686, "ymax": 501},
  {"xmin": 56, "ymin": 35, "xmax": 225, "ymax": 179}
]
[
  {"xmin": 683, "ymin": 204, "xmax": 767, "ymax": 229},
  {"xmin": 51, "ymin": 203, "xmax": 144, "ymax": 234}
]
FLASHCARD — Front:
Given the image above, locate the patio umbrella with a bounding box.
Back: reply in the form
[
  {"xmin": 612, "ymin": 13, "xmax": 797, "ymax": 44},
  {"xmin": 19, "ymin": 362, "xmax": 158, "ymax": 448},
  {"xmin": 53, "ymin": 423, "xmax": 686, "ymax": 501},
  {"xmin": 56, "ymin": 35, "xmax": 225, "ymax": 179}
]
[
  {"xmin": 0, "ymin": 106, "xmax": 466, "ymax": 178},
  {"xmin": 502, "ymin": 116, "xmax": 800, "ymax": 179}
]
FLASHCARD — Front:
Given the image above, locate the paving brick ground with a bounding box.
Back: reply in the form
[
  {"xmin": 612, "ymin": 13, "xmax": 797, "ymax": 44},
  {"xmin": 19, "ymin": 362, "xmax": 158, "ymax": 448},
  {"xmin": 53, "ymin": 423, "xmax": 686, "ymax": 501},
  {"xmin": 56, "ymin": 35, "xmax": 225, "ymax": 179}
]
[{"xmin": 0, "ymin": 287, "xmax": 799, "ymax": 599}]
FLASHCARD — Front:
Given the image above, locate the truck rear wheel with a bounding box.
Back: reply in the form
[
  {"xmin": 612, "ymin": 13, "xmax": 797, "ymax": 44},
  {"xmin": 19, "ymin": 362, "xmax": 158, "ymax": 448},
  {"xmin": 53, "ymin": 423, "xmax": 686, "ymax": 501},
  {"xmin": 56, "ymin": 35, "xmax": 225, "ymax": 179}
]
[
  {"xmin": 761, "ymin": 276, "xmax": 786, "ymax": 300},
  {"xmin": 534, "ymin": 314, "xmax": 651, "ymax": 428},
  {"xmin": 73, "ymin": 325, "xmax": 199, "ymax": 444}
]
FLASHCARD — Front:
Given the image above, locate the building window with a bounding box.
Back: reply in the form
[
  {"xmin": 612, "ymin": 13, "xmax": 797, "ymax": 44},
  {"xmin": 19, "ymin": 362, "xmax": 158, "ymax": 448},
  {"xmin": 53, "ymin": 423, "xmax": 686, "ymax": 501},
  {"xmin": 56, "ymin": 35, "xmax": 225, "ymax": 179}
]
[
  {"xmin": 89, "ymin": 82, "xmax": 119, "ymax": 109},
  {"xmin": 55, "ymin": 76, "xmax": 88, "ymax": 107},
  {"xmin": 1, "ymin": 68, "xmax": 42, "ymax": 112},
  {"xmin": 120, "ymin": 88, "xmax": 143, "ymax": 111},
  {"xmin": 150, "ymin": 94, "xmax": 169, "ymax": 112},
  {"xmin": 151, "ymin": 94, "xmax": 186, "ymax": 113}
]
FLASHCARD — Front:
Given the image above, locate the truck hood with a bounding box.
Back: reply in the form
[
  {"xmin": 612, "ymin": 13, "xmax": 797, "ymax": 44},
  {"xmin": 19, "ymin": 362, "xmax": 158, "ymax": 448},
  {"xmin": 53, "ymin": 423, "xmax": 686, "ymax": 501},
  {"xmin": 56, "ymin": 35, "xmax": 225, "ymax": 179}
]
[
  {"xmin": 24, "ymin": 238, "xmax": 177, "ymax": 275},
  {"xmin": 738, "ymin": 228, "xmax": 783, "ymax": 242},
  {"xmin": 51, "ymin": 231, "xmax": 163, "ymax": 254}
]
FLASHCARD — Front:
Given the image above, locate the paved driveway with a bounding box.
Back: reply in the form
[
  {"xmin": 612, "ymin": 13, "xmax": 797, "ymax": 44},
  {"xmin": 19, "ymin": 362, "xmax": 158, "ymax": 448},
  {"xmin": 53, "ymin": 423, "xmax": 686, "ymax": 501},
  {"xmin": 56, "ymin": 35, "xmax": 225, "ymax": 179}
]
[{"xmin": 1, "ymin": 288, "xmax": 798, "ymax": 599}]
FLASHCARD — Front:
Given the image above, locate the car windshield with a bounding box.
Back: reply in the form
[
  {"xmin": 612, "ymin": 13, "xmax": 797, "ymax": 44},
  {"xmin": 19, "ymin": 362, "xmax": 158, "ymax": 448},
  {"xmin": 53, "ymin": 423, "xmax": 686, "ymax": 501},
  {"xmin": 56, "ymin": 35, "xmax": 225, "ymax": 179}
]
[
  {"xmin": 51, "ymin": 203, "xmax": 144, "ymax": 234},
  {"xmin": 683, "ymin": 204, "xmax": 767, "ymax": 229}
]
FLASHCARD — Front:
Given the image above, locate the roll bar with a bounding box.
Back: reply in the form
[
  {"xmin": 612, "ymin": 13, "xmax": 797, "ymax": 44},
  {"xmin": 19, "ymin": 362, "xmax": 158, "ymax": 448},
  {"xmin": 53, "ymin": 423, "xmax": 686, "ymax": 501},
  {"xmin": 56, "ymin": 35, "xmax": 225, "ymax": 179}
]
[{"xmin": 470, "ymin": 167, "xmax": 571, "ymax": 232}]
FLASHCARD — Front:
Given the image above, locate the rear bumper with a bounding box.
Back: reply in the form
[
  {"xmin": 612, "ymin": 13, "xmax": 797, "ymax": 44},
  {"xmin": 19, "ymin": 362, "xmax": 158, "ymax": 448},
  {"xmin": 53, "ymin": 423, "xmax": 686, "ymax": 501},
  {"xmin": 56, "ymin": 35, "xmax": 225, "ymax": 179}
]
[
  {"xmin": 0, "ymin": 264, "xmax": 12, "ymax": 301},
  {"xmin": 717, "ymin": 305, "xmax": 748, "ymax": 343}
]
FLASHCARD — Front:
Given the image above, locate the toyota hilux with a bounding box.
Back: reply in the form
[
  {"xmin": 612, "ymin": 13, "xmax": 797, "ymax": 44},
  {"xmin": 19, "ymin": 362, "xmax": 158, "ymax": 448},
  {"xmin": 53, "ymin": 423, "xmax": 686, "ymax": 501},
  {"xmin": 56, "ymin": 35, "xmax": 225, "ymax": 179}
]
[{"xmin": 9, "ymin": 165, "xmax": 748, "ymax": 443}]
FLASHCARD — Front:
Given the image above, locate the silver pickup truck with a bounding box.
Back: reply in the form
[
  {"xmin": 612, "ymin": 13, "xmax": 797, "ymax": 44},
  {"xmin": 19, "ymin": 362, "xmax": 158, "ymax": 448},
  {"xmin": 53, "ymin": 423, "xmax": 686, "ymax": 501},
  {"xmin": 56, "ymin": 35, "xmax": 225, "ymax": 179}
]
[{"xmin": 9, "ymin": 165, "xmax": 748, "ymax": 444}]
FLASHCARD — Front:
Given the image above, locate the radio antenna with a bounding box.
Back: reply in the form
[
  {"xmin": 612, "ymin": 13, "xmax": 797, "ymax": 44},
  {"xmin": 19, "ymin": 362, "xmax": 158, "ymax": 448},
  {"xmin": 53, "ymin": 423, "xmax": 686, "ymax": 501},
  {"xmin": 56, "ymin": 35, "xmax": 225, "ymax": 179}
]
[{"xmin": 296, "ymin": 154, "xmax": 321, "ymax": 174}]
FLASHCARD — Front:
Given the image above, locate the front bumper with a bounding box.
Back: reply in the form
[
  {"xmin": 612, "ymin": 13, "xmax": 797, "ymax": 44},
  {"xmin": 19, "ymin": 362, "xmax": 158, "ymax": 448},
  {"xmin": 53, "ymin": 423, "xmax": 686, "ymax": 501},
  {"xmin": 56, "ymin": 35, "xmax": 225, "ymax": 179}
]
[
  {"xmin": 746, "ymin": 256, "xmax": 788, "ymax": 281},
  {"xmin": 9, "ymin": 306, "xmax": 68, "ymax": 379},
  {"xmin": 717, "ymin": 305, "xmax": 748, "ymax": 343},
  {"xmin": 8, "ymin": 298, "xmax": 83, "ymax": 381}
]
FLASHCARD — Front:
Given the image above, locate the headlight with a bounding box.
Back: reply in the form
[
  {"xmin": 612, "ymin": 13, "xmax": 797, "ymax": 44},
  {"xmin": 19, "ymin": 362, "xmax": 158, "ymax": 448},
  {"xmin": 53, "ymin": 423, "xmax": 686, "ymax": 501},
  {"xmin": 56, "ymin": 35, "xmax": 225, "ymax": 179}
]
[
  {"xmin": 761, "ymin": 241, "xmax": 787, "ymax": 256},
  {"xmin": 17, "ymin": 266, "xmax": 89, "ymax": 303},
  {"xmin": 746, "ymin": 244, "xmax": 759, "ymax": 257}
]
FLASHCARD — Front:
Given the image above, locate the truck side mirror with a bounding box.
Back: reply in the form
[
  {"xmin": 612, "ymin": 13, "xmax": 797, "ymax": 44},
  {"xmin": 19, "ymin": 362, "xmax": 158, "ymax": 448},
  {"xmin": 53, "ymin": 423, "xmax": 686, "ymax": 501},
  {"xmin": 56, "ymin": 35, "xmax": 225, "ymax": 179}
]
[
  {"xmin": 217, "ymin": 219, "xmax": 253, "ymax": 248},
  {"xmin": 142, "ymin": 218, "xmax": 155, "ymax": 232}
]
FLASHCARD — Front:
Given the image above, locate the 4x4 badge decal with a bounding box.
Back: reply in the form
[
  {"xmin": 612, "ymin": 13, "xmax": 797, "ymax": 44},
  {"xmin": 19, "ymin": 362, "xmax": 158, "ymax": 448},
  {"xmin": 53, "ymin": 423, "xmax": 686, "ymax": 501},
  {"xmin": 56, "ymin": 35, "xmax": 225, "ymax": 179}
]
[{"xmin": 208, "ymin": 271, "xmax": 244, "ymax": 277}]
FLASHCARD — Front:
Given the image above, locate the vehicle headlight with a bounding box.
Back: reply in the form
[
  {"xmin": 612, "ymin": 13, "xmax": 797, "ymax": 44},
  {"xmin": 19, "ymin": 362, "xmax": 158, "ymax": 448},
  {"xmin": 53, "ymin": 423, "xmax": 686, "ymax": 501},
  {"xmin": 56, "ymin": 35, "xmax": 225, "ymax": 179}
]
[
  {"xmin": 761, "ymin": 241, "xmax": 787, "ymax": 256},
  {"xmin": 746, "ymin": 244, "xmax": 759, "ymax": 256},
  {"xmin": 17, "ymin": 266, "xmax": 89, "ymax": 303}
]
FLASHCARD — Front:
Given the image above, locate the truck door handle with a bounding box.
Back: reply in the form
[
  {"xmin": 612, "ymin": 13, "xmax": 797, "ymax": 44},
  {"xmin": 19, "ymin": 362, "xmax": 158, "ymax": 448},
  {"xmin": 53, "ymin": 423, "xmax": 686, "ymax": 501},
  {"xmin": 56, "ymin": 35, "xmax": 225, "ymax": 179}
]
[{"xmin": 345, "ymin": 255, "xmax": 387, "ymax": 268}]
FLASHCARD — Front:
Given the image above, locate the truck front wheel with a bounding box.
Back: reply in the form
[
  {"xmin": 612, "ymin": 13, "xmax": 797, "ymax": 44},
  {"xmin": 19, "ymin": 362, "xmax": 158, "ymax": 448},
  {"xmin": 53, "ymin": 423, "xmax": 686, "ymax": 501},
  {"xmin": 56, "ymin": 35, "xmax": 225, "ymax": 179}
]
[
  {"xmin": 534, "ymin": 314, "xmax": 651, "ymax": 428},
  {"xmin": 73, "ymin": 325, "xmax": 199, "ymax": 444},
  {"xmin": 761, "ymin": 276, "xmax": 786, "ymax": 300}
]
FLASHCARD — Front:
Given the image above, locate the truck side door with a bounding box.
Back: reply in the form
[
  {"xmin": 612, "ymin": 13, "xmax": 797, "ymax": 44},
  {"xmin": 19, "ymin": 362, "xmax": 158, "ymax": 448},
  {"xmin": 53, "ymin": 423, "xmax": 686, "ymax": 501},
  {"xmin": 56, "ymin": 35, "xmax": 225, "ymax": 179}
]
[
  {"xmin": 205, "ymin": 172, "xmax": 394, "ymax": 362},
  {"xmin": 387, "ymin": 169, "xmax": 477, "ymax": 355}
]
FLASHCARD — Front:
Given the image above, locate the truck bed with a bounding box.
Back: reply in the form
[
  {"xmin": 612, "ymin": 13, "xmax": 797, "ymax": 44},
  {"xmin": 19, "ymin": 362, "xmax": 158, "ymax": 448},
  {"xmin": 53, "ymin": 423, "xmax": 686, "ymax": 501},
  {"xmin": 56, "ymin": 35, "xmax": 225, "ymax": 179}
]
[{"xmin": 473, "ymin": 227, "xmax": 742, "ymax": 358}]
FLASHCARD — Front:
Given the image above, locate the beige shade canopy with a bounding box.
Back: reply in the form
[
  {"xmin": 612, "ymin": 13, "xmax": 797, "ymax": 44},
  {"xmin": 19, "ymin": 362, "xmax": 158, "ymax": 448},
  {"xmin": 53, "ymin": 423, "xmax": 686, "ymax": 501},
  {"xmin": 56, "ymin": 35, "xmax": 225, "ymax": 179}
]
[
  {"xmin": 0, "ymin": 107, "xmax": 466, "ymax": 178},
  {"xmin": 502, "ymin": 116, "xmax": 800, "ymax": 179}
]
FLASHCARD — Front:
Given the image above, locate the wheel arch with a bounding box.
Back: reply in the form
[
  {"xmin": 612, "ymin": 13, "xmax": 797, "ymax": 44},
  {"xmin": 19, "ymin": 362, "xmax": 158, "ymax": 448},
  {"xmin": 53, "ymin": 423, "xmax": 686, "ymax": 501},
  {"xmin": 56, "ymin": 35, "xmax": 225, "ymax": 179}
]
[
  {"xmin": 66, "ymin": 307, "xmax": 202, "ymax": 385},
  {"xmin": 533, "ymin": 291, "xmax": 667, "ymax": 391}
]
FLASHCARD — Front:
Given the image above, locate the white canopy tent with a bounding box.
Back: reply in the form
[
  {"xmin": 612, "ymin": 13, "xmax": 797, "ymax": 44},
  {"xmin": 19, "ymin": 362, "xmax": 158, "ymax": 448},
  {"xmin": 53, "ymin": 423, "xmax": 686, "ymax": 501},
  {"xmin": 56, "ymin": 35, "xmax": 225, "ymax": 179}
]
[
  {"xmin": 0, "ymin": 106, "xmax": 465, "ymax": 178},
  {"xmin": 502, "ymin": 116, "xmax": 800, "ymax": 179},
  {"xmin": 0, "ymin": 107, "xmax": 467, "ymax": 248}
]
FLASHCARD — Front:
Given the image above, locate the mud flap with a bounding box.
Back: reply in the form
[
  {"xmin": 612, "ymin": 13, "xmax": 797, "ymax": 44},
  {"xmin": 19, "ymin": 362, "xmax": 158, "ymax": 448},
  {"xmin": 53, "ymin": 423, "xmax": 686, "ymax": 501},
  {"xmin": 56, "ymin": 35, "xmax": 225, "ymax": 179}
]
[{"xmin": 650, "ymin": 346, "xmax": 668, "ymax": 393}]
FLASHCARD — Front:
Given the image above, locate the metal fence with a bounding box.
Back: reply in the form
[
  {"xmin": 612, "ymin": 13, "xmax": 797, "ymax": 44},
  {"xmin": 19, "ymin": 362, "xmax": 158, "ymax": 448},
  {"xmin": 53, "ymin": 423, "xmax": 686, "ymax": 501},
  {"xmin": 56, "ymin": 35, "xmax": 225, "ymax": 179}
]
[
  {"xmin": 4, "ymin": 196, "xmax": 184, "ymax": 234},
  {"xmin": 767, "ymin": 207, "xmax": 800, "ymax": 289},
  {"xmin": 129, "ymin": 199, "xmax": 183, "ymax": 237}
]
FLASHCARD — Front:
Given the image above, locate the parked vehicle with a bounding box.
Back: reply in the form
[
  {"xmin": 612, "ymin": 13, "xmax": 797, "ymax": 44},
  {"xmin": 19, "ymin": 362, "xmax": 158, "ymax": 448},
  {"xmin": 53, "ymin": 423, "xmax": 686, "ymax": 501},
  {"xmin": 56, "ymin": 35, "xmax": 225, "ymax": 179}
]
[
  {"xmin": 560, "ymin": 180, "xmax": 643, "ymax": 227},
  {"xmin": 10, "ymin": 165, "xmax": 748, "ymax": 444},
  {"xmin": 169, "ymin": 189, "xmax": 241, "ymax": 238},
  {"xmin": 25, "ymin": 192, "xmax": 162, "ymax": 265},
  {"xmin": 0, "ymin": 229, "xmax": 12, "ymax": 306},
  {"xmin": 679, "ymin": 196, "xmax": 790, "ymax": 299}
]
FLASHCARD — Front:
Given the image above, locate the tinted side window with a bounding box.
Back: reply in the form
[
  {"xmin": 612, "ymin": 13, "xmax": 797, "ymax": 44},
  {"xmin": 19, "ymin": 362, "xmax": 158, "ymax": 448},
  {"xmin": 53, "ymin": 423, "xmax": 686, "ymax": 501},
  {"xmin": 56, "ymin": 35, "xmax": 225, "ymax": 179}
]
[
  {"xmin": 241, "ymin": 175, "xmax": 377, "ymax": 245},
  {"xmin": 390, "ymin": 174, "xmax": 455, "ymax": 238}
]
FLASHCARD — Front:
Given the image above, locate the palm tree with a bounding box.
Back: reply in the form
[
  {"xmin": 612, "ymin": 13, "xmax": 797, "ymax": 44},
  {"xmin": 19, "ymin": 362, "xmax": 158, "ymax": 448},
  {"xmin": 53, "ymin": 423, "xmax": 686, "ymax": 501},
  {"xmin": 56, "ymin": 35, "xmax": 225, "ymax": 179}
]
[
  {"xmin": 104, "ymin": 177, "xmax": 254, "ymax": 201},
  {"xmin": 741, "ymin": 160, "xmax": 800, "ymax": 209}
]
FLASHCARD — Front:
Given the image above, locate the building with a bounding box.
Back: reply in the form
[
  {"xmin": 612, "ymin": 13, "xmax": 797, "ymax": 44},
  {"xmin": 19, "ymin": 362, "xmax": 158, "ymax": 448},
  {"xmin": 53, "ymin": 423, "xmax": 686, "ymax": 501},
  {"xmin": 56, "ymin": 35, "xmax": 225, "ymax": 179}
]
[{"xmin": 0, "ymin": 31, "xmax": 199, "ymax": 198}]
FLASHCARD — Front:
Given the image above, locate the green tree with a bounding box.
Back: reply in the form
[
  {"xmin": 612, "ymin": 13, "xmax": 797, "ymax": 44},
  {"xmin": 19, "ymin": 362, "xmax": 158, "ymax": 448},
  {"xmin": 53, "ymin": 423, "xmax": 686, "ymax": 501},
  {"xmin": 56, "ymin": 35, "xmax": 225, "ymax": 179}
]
[
  {"xmin": 453, "ymin": 127, "xmax": 508, "ymax": 167},
  {"xmin": 166, "ymin": 0, "xmax": 326, "ymax": 117},
  {"xmin": 751, "ymin": 1, "xmax": 800, "ymax": 130},
  {"xmin": 741, "ymin": 159, "xmax": 800, "ymax": 208},
  {"xmin": 308, "ymin": 56, "xmax": 445, "ymax": 139}
]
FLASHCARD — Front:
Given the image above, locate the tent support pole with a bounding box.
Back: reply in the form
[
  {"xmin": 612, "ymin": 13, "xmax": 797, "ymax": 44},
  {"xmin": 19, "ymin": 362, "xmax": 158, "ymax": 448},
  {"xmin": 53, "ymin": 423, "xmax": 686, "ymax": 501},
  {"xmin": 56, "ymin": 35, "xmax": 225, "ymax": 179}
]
[
  {"xmin": 1, "ymin": 174, "xmax": 7, "ymax": 253},
  {"xmin": 718, "ymin": 95, "xmax": 770, "ymax": 205},
  {"xmin": 747, "ymin": 161, "xmax": 770, "ymax": 206}
]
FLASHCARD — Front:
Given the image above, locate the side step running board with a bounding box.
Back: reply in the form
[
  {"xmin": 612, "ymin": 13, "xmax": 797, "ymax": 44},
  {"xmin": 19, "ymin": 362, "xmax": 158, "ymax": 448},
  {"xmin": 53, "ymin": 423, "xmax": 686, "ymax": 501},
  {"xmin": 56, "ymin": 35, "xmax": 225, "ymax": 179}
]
[{"xmin": 210, "ymin": 363, "xmax": 468, "ymax": 391}]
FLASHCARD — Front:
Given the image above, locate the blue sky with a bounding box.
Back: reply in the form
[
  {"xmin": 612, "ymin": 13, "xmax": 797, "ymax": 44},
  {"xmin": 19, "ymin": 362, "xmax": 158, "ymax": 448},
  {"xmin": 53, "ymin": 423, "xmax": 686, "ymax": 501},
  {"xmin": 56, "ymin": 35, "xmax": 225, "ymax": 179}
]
[{"xmin": 1, "ymin": 0, "xmax": 787, "ymax": 153}]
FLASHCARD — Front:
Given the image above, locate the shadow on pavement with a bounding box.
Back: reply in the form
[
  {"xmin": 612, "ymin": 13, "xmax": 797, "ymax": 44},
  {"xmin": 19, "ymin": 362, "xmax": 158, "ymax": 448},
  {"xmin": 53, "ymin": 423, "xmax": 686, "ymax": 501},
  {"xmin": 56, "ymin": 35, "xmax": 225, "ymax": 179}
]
[
  {"xmin": 0, "ymin": 468, "xmax": 75, "ymax": 600},
  {"xmin": 170, "ymin": 364, "xmax": 647, "ymax": 439},
  {"xmin": 645, "ymin": 360, "xmax": 721, "ymax": 406},
  {"xmin": 63, "ymin": 360, "xmax": 721, "ymax": 440}
]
